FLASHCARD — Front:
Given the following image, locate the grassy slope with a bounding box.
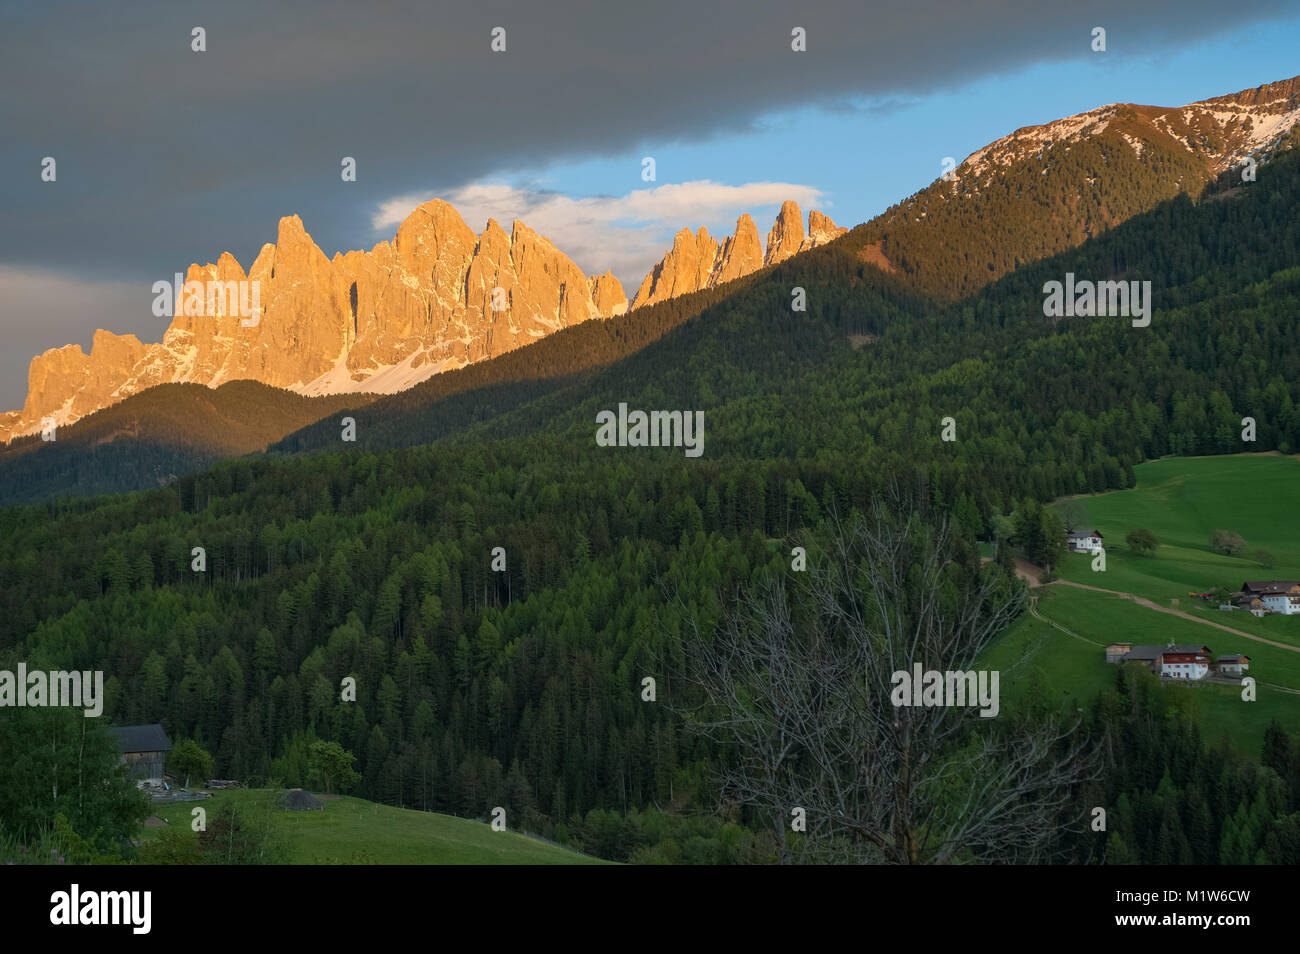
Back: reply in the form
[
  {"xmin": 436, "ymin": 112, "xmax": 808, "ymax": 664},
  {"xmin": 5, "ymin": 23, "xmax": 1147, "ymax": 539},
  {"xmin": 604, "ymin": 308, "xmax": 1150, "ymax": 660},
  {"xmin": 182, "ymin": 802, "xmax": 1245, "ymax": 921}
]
[
  {"xmin": 1056, "ymin": 454, "xmax": 1300, "ymax": 598},
  {"xmin": 980, "ymin": 454, "xmax": 1300, "ymax": 756},
  {"xmin": 143, "ymin": 790, "xmax": 610, "ymax": 865},
  {"xmin": 1056, "ymin": 453, "xmax": 1300, "ymax": 651}
]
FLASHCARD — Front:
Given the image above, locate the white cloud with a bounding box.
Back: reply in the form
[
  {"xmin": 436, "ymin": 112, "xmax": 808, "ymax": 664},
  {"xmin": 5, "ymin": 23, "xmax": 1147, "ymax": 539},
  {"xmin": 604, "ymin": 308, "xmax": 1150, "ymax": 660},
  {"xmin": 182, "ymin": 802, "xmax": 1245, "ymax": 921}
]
[{"xmin": 371, "ymin": 180, "xmax": 831, "ymax": 290}]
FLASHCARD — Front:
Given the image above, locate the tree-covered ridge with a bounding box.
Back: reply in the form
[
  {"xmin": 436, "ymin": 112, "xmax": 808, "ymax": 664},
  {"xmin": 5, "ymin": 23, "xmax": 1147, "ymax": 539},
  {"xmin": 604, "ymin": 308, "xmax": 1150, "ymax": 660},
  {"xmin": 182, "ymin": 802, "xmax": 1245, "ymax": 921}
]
[
  {"xmin": 0, "ymin": 381, "xmax": 375, "ymax": 507},
  {"xmin": 1063, "ymin": 668, "xmax": 1300, "ymax": 865},
  {"xmin": 269, "ymin": 243, "xmax": 930, "ymax": 460},
  {"xmin": 852, "ymin": 111, "xmax": 1296, "ymax": 300}
]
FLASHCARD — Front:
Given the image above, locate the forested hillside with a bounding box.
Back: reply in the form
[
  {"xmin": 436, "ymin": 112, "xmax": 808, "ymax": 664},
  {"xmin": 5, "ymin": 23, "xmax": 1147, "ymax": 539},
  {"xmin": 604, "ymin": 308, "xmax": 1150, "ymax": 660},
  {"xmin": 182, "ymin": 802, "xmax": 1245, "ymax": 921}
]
[
  {"xmin": 0, "ymin": 269, "xmax": 802, "ymax": 503},
  {"xmin": 853, "ymin": 95, "xmax": 1287, "ymax": 299},
  {"xmin": 856, "ymin": 129, "xmax": 1210, "ymax": 298},
  {"xmin": 0, "ymin": 381, "xmax": 375, "ymax": 506},
  {"xmin": 280, "ymin": 127, "xmax": 1300, "ymax": 504},
  {"xmin": 5, "ymin": 126, "xmax": 1300, "ymax": 867}
]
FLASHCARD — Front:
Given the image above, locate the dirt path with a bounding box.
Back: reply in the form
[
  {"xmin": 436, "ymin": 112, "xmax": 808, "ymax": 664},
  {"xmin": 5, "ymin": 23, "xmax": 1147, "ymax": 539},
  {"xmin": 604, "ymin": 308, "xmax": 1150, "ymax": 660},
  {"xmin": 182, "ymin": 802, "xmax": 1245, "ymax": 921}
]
[
  {"xmin": 1049, "ymin": 579, "xmax": 1300, "ymax": 654},
  {"xmin": 987, "ymin": 555, "xmax": 1300, "ymax": 655},
  {"xmin": 1014, "ymin": 558, "xmax": 1044, "ymax": 588},
  {"xmin": 979, "ymin": 556, "xmax": 1045, "ymax": 587}
]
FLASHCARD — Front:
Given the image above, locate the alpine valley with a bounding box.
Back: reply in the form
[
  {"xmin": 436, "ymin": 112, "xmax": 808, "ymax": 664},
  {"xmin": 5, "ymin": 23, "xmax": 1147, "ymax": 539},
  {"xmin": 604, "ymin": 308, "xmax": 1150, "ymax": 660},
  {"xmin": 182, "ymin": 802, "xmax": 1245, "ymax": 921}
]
[
  {"xmin": 5, "ymin": 65, "xmax": 1300, "ymax": 871},
  {"xmin": 5, "ymin": 76, "xmax": 1300, "ymax": 503}
]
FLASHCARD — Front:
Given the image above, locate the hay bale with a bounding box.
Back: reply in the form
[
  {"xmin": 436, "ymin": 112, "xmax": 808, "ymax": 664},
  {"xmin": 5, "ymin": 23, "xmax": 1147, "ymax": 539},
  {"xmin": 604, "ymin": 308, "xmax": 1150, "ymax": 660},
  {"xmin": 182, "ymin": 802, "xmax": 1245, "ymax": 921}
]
[{"xmin": 279, "ymin": 788, "xmax": 324, "ymax": 811}]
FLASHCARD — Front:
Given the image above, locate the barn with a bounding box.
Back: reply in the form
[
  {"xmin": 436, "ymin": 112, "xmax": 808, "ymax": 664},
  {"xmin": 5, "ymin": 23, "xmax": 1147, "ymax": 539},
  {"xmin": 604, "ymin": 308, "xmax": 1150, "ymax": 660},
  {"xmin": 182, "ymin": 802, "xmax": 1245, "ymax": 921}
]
[
  {"xmin": 1104, "ymin": 642, "xmax": 1133, "ymax": 663},
  {"xmin": 108, "ymin": 724, "xmax": 173, "ymax": 785},
  {"xmin": 1214, "ymin": 654, "xmax": 1251, "ymax": 676}
]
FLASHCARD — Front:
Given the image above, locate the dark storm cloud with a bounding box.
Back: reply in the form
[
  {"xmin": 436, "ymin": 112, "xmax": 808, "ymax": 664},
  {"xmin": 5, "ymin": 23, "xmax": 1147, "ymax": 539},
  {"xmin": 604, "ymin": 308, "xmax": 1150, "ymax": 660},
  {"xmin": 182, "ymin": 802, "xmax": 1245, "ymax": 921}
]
[{"xmin": 0, "ymin": 0, "xmax": 1293, "ymax": 275}]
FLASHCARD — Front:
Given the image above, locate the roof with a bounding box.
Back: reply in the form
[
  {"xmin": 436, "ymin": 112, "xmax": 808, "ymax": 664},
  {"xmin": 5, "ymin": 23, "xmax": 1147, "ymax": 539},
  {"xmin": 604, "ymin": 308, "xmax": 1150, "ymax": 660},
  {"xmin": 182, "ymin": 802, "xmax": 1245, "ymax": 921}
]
[
  {"xmin": 1216, "ymin": 654, "xmax": 1249, "ymax": 662},
  {"xmin": 1242, "ymin": 581, "xmax": 1300, "ymax": 594},
  {"xmin": 280, "ymin": 788, "xmax": 323, "ymax": 811},
  {"xmin": 109, "ymin": 724, "xmax": 173, "ymax": 754},
  {"xmin": 1066, "ymin": 529, "xmax": 1103, "ymax": 538},
  {"xmin": 1124, "ymin": 644, "xmax": 1210, "ymax": 661}
]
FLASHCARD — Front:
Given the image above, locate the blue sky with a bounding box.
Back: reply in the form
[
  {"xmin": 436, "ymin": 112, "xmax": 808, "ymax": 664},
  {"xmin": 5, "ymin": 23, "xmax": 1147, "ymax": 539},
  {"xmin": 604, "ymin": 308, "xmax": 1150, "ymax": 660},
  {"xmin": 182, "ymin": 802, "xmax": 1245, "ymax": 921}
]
[{"xmin": 448, "ymin": 15, "xmax": 1300, "ymax": 287}]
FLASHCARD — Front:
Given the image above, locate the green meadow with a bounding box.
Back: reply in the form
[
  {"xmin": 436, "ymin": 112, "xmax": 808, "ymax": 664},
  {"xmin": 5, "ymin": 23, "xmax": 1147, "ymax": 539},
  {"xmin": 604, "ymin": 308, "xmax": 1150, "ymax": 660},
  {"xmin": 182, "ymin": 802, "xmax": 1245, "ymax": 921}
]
[
  {"xmin": 981, "ymin": 585, "xmax": 1300, "ymax": 754},
  {"xmin": 981, "ymin": 454, "xmax": 1300, "ymax": 756},
  {"xmin": 141, "ymin": 790, "xmax": 611, "ymax": 865},
  {"xmin": 1055, "ymin": 453, "xmax": 1300, "ymax": 599}
]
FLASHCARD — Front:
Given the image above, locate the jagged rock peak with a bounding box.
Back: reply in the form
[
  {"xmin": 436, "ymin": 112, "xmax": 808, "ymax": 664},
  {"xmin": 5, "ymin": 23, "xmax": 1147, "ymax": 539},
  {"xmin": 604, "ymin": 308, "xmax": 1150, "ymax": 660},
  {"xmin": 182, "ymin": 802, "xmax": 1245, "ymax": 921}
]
[
  {"xmin": 3, "ymin": 199, "xmax": 623, "ymax": 441},
  {"xmin": 630, "ymin": 202, "xmax": 848, "ymax": 311},
  {"xmin": 764, "ymin": 200, "xmax": 806, "ymax": 265}
]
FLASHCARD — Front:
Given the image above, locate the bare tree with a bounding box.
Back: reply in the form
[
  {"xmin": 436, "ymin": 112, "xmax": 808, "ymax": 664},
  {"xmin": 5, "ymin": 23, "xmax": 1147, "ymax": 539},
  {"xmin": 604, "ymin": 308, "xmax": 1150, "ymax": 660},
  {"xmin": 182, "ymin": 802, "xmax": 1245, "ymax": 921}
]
[{"xmin": 676, "ymin": 495, "xmax": 1098, "ymax": 864}]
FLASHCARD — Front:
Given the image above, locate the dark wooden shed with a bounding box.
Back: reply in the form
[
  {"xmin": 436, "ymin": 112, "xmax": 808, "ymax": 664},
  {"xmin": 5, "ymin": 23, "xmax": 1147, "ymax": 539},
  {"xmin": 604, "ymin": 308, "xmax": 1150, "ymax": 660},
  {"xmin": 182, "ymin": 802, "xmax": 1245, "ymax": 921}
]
[{"xmin": 109, "ymin": 724, "xmax": 173, "ymax": 783}]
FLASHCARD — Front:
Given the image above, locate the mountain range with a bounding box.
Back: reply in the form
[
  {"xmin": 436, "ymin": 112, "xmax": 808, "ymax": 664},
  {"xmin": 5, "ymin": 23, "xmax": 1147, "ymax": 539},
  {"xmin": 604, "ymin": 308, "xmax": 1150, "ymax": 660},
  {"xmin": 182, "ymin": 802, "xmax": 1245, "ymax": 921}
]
[
  {"xmin": 4, "ymin": 74, "xmax": 1300, "ymax": 504},
  {"xmin": 0, "ymin": 200, "xmax": 845, "ymax": 443}
]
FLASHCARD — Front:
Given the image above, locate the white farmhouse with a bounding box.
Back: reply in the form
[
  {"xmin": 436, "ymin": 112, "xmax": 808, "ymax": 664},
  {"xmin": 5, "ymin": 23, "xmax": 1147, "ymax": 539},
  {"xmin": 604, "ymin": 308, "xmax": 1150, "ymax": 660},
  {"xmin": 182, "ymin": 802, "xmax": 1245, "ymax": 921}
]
[
  {"xmin": 1241, "ymin": 581, "xmax": 1300, "ymax": 615},
  {"xmin": 1109, "ymin": 643, "xmax": 1212, "ymax": 680},
  {"xmin": 1158, "ymin": 648, "xmax": 1211, "ymax": 680},
  {"xmin": 1066, "ymin": 529, "xmax": 1103, "ymax": 553}
]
